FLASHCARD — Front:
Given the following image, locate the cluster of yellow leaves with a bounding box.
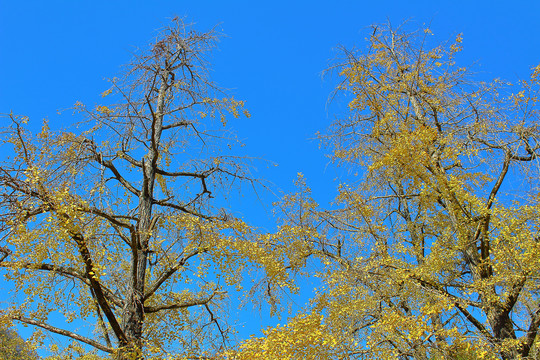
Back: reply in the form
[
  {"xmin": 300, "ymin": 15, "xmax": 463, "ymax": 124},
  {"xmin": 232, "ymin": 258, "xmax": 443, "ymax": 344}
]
[
  {"xmin": 231, "ymin": 313, "xmax": 340, "ymax": 360},
  {"xmin": 101, "ymin": 88, "xmax": 112, "ymax": 97},
  {"xmin": 198, "ymin": 97, "xmax": 251, "ymax": 126},
  {"xmin": 95, "ymin": 105, "xmax": 113, "ymax": 115}
]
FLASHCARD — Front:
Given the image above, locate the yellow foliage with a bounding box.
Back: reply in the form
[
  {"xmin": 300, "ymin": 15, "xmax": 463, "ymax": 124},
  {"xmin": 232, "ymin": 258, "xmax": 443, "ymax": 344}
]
[
  {"xmin": 236, "ymin": 23, "xmax": 540, "ymax": 360},
  {"xmin": 0, "ymin": 19, "xmax": 265, "ymax": 360}
]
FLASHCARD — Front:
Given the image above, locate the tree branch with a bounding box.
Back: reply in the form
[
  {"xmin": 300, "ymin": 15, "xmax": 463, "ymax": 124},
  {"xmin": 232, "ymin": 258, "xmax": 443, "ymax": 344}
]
[
  {"xmin": 82, "ymin": 140, "xmax": 140, "ymax": 197},
  {"xmin": 152, "ymin": 197, "xmax": 211, "ymax": 219},
  {"xmin": 144, "ymin": 249, "xmax": 203, "ymax": 300},
  {"xmin": 83, "ymin": 206, "xmax": 136, "ymax": 230},
  {"xmin": 520, "ymin": 304, "xmax": 540, "ymax": 357},
  {"xmin": 156, "ymin": 167, "xmax": 216, "ymax": 178},
  {"xmin": 11, "ymin": 315, "xmax": 113, "ymax": 353},
  {"xmin": 162, "ymin": 120, "xmax": 192, "ymax": 130},
  {"xmin": 502, "ymin": 274, "xmax": 527, "ymax": 317},
  {"xmin": 204, "ymin": 303, "xmax": 227, "ymax": 346},
  {"xmin": 454, "ymin": 302, "xmax": 494, "ymax": 342},
  {"xmin": 0, "ymin": 261, "xmax": 123, "ymax": 309},
  {"xmin": 144, "ymin": 291, "xmax": 223, "ymax": 313},
  {"xmin": 0, "ymin": 245, "xmax": 11, "ymax": 262},
  {"xmin": 90, "ymin": 287, "xmax": 113, "ymax": 348},
  {"xmin": 70, "ymin": 231, "xmax": 127, "ymax": 345},
  {"xmin": 485, "ymin": 152, "xmax": 511, "ymax": 211}
]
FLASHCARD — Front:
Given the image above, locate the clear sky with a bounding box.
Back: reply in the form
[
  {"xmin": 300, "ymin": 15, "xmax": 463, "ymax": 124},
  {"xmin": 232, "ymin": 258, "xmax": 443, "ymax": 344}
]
[
  {"xmin": 1, "ymin": 0, "xmax": 540, "ymax": 355},
  {"xmin": 2, "ymin": 1, "xmax": 540, "ymax": 211}
]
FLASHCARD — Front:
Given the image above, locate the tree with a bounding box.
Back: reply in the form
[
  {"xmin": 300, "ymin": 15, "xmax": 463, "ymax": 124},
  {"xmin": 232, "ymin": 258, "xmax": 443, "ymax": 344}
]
[
  {"xmin": 236, "ymin": 24, "xmax": 540, "ymax": 359},
  {"xmin": 0, "ymin": 19, "xmax": 281, "ymax": 360},
  {"xmin": 0, "ymin": 325, "xmax": 40, "ymax": 360}
]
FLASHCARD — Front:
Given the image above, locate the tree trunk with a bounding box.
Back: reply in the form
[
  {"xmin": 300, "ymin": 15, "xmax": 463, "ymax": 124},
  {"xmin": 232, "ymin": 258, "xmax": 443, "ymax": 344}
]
[{"xmin": 117, "ymin": 74, "xmax": 167, "ymax": 360}]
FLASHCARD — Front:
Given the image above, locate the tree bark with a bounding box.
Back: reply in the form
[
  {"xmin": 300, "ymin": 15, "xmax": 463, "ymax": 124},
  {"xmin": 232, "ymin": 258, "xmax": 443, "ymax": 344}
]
[{"xmin": 118, "ymin": 74, "xmax": 167, "ymax": 359}]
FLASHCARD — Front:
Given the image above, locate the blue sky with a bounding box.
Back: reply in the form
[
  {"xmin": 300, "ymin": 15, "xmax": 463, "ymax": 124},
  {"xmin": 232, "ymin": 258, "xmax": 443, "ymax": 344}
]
[
  {"xmin": 1, "ymin": 0, "xmax": 540, "ymax": 355},
  {"xmin": 2, "ymin": 0, "xmax": 539, "ymax": 213}
]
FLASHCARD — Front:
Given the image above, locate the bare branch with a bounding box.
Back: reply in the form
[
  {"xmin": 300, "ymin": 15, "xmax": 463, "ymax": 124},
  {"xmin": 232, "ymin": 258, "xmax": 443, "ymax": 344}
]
[
  {"xmin": 144, "ymin": 291, "xmax": 222, "ymax": 313},
  {"xmin": 83, "ymin": 206, "xmax": 136, "ymax": 230},
  {"xmin": 156, "ymin": 167, "xmax": 216, "ymax": 179},
  {"xmin": 82, "ymin": 139, "xmax": 141, "ymax": 197},
  {"xmin": 204, "ymin": 303, "xmax": 227, "ymax": 347},
  {"xmin": 162, "ymin": 120, "xmax": 192, "ymax": 130},
  {"xmin": 12, "ymin": 315, "xmax": 113, "ymax": 353},
  {"xmin": 152, "ymin": 197, "xmax": 211, "ymax": 219},
  {"xmin": 454, "ymin": 302, "xmax": 494, "ymax": 342},
  {"xmin": 144, "ymin": 249, "xmax": 203, "ymax": 300},
  {"xmin": 0, "ymin": 245, "xmax": 11, "ymax": 262}
]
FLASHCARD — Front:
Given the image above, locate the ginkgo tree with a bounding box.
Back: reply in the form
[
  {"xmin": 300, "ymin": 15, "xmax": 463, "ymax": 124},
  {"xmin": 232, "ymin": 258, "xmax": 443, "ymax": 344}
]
[
  {"xmin": 0, "ymin": 325, "xmax": 40, "ymax": 360},
  {"xmin": 0, "ymin": 19, "xmax": 288, "ymax": 360},
  {"xmin": 235, "ymin": 24, "xmax": 540, "ymax": 360}
]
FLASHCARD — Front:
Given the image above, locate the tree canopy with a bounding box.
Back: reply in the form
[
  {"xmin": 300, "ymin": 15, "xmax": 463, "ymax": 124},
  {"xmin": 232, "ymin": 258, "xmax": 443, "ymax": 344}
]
[
  {"xmin": 0, "ymin": 326, "xmax": 40, "ymax": 360},
  {"xmin": 235, "ymin": 24, "xmax": 540, "ymax": 360},
  {"xmin": 2, "ymin": 19, "xmax": 540, "ymax": 360},
  {"xmin": 0, "ymin": 19, "xmax": 289, "ymax": 360}
]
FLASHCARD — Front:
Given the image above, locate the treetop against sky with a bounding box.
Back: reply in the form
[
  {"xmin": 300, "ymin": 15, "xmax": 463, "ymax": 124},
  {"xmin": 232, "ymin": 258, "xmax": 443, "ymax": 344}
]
[
  {"xmin": 1, "ymin": 1, "xmax": 540, "ymax": 360},
  {"xmin": 1, "ymin": 1, "xmax": 539, "ymax": 207}
]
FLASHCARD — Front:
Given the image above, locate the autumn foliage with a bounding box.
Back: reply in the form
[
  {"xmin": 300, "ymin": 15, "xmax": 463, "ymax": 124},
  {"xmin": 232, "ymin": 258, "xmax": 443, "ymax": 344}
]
[
  {"xmin": 2, "ymin": 20, "xmax": 540, "ymax": 360},
  {"xmin": 0, "ymin": 19, "xmax": 286, "ymax": 360},
  {"xmin": 235, "ymin": 24, "xmax": 540, "ymax": 360}
]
